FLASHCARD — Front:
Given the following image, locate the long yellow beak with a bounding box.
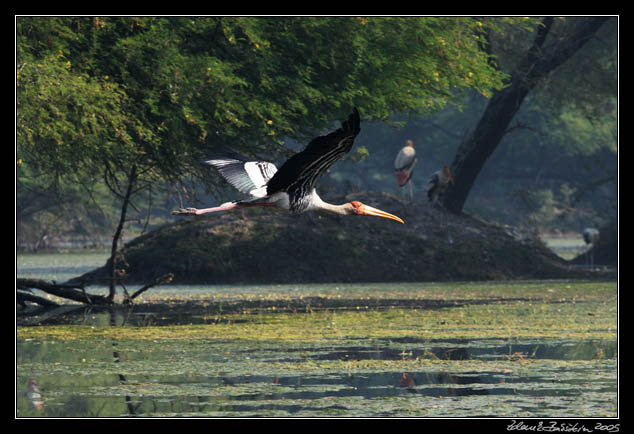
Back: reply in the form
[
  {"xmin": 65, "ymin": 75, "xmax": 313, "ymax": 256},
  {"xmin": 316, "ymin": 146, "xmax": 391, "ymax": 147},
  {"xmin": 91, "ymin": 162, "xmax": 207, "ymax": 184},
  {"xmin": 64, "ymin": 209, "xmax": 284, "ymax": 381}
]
[{"xmin": 359, "ymin": 204, "xmax": 405, "ymax": 224}]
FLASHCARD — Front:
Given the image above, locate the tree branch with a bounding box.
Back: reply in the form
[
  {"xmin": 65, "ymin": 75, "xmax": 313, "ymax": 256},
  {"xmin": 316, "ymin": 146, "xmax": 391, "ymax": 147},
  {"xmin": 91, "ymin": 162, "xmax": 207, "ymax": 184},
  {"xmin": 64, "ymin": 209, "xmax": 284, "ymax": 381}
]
[
  {"xmin": 17, "ymin": 290, "xmax": 60, "ymax": 307},
  {"xmin": 17, "ymin": 278, "xmax": 111, "ymax": 305},
  {"xmin": 108, "ymin": 164, "xmax": 138, "ymax": 302},
  {"xmin": 126, "ymin": 273, "xmax": 174, "ymax": 304}
]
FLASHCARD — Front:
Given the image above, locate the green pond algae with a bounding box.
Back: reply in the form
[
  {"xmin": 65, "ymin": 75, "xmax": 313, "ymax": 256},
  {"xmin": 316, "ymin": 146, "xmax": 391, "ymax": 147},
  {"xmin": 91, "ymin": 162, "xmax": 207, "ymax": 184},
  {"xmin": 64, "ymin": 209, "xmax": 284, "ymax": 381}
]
[{"xmin": 17, "ymin": 280, "xmax": 618, "ymax": 417}]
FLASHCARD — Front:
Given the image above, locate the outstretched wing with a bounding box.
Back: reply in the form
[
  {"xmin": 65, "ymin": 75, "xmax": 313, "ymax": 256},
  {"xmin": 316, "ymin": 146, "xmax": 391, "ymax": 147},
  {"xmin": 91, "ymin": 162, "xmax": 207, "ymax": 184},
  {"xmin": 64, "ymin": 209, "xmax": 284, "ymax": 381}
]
[
  {"xmin": 266, "ymin": 108, "xmax": 361, "ymax": 197},
  {"xmin": 204, "ymin": 158, "xmax": 278, "ymax": 198}
]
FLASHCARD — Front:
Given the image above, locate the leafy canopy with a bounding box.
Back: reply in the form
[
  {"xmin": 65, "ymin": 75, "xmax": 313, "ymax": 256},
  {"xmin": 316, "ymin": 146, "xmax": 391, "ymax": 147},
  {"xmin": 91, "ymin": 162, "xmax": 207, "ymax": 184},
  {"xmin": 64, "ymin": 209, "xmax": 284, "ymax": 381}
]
[{"xmin": 17, "ymin": 16, "xmax": 510, "ymax": 192}]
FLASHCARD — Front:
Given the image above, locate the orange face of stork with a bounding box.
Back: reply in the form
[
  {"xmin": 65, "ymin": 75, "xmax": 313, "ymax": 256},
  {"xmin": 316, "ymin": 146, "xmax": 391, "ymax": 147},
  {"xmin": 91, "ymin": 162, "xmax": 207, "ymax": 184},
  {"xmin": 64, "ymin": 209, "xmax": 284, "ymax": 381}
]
[
  {"xmin": 349, "ymin": 201, "xmax": 404, "ymax": 224},
  {"xmin": 443, "ymin": 165, "xmax": 455, "ymax": 184}
]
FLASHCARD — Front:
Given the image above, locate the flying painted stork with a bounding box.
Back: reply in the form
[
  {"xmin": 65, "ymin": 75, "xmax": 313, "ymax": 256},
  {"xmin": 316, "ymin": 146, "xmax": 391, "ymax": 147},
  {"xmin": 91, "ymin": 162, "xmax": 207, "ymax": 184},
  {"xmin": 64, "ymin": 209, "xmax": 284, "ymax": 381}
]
[
  {"xmin": 172, "ymin": 108, "xmax": 404, "ymax": 224},
  {"xmin": 394, "ymin": 140, "xmax": 418, "ymax": 201},
  {"xmin": 427, "ymin": 165, "xmax": 455, "ymax": 226},
  {"xmin": 583, "ymin": 227, "xmax": 600, "ymax": 268}
]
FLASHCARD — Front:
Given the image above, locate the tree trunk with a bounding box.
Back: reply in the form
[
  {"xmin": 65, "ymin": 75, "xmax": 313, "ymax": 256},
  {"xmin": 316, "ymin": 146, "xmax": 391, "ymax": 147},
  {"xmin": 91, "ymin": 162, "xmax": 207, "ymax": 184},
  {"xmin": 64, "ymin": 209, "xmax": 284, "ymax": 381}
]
[
  {"xmin": 443, "ymin": 17, "xmax": 610, "ymax": 214},
  {"xmin": 107, "ymin": 164, "xmax": 138, "ymax": 302}
]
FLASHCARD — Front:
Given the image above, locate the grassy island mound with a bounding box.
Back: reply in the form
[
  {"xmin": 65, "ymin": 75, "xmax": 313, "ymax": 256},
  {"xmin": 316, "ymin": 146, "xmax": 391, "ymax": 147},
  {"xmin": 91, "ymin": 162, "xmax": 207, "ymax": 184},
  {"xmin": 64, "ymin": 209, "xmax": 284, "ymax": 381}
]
[{"xmin": 73, "ymin": 192, "xmax": 599, "ymax": 285}]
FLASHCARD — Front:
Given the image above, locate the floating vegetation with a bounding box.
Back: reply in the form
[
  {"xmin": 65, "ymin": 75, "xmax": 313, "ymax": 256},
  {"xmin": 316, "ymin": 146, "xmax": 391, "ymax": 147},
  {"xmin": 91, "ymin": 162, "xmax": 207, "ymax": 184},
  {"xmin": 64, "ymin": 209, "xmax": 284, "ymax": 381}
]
[{"xmin": 16, "ymin": 280, "xmax": 617, "ymax": 417}]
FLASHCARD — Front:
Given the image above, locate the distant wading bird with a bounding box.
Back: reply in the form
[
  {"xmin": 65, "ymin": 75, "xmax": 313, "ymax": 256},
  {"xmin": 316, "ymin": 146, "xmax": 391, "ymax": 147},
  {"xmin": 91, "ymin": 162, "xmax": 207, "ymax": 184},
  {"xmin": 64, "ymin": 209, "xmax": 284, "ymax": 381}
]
[
  {"xmin": 427, "ymin": 165, "xmax": 455, "ymax": 226},
  {"xmin": 394, "ymin": 140, "xmax": 418, "ymax": 201},
  {"xmin": 583, "ymin": 227, "xmax": 600, "ymax": 268},
  {"xmin": 172, "ymin": 109, "xmax": 404, "ymax": 224}
]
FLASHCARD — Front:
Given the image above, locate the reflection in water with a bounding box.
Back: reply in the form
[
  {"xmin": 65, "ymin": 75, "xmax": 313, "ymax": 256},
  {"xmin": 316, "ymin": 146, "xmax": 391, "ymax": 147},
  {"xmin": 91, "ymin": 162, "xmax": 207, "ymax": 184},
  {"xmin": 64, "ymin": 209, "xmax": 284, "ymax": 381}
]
[
  {"xmin": 27, "ymin": 379, "xmax": 44, "ymax": 410},
  {"xmin": 16, "ymin": 254, "xmax": 618, "ymax": 417},
  {"xmin": 16, "ymin": 330, "xmax": 617, "ymax": 417},
  {"xmin": 399, "ymin": 372, "xmax": 416, "ymax": 389},
  {"xmin": 109, "ymin": 307, "xmax": 137, "ymax": 416},
  {"xmin": 17, "ymin": 306, "xmax": 617, "ymax": 417}
]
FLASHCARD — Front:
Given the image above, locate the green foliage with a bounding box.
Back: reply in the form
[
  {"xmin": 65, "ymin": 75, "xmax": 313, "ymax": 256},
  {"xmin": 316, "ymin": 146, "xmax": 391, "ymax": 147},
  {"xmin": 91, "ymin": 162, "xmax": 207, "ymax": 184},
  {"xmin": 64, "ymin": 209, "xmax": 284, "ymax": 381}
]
[
  {"xmin": 18, "ymin": 17, "xmax": 615, "ymax": 245},
  {"xmin": 17, "ymin": 54, "xmax": 141, "ymax": 180},
  {"xmin": 16, "ymin": 16, "xmax": 516, "ymax": 244},
  {"xmin": 17, "ymin": 16, "xmax": 509, "ymax": 179},
  {"xmin": 554, "ymin": 104, "xmax": 617, "ymax": 156}
]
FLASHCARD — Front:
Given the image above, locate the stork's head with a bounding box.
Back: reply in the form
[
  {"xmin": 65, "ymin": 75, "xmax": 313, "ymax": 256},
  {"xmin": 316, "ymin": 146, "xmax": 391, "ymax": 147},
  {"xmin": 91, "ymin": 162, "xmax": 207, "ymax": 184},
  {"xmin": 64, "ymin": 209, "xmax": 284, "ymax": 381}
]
[
  {"xmin": 348, "ymin": 201, "xmax": 404, "ymax": 224},
  {"xmin": 443, "ymin": 165, "xmax": 455, "ymax": 184}
]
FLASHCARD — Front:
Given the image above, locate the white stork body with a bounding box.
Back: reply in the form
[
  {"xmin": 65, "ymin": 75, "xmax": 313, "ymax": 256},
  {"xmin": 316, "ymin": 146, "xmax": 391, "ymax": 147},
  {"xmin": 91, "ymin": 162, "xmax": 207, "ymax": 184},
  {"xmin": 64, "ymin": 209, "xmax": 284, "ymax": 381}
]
[
  {"xmin": 426, "ymin": 165, "xmax": 455, "ymax": 226},
  {"xmin": 583, "ymin": 227, "xmax": 600, "ymax": 268},
  {"xmin": 394, "ymin": 140, "xmax": 417, "ymax": 201},
  {"xmin": 173, "ymin": 109, "xmax": 404, "ymax": 224}
]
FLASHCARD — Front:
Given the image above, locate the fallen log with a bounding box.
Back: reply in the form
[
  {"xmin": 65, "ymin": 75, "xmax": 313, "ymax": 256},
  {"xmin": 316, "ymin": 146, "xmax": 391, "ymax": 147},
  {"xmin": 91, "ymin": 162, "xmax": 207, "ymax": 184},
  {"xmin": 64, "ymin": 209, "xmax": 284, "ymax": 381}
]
[
  {"xmin": 16, "ymin": 278, "xmax": 111, "ymax": 305},
  {"xmin": 17, "ymin": 273, "xmax": 175, "ymax": 306},
  {"xmin": 17, "ymin": 290, "xmax": 59, "ymax": 308}
]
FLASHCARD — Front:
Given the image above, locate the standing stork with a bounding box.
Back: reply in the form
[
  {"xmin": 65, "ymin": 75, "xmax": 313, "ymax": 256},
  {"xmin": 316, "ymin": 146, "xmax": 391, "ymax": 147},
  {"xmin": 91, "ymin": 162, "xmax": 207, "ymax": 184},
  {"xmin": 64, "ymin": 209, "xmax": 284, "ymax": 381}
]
[
  {"xmin": 426, "ymin": 165, "xmax": 455, "ymax": 226},
  {"xmin": 172, "ymin": 108, "xmax": 404, "ymax": 224},
  {"xmin": 583, "ymin": 227, "xmax": 600, "ymax": 269},
  {"xmin": 394, "ymin": 140, "xmax": 418, "ymax": 201}
]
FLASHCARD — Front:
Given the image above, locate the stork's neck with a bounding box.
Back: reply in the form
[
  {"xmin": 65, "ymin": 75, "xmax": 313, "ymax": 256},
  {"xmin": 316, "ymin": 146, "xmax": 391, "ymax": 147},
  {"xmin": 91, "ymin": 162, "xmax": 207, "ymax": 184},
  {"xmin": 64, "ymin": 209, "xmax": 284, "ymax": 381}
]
[
  {"xmin": 318, "ymin": 201, "xmax": 351, "ymax": 216},
  {"xmin": 306, "ymin": 190, "xmax": 351, "ymax": 216}
]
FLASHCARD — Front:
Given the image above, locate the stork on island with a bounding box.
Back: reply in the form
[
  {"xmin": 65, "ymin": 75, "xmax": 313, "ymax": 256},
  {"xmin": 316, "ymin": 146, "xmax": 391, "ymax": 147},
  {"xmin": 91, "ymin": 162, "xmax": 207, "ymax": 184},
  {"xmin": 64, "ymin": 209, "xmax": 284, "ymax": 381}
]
[
  {"xmin": 394, "ymin": 140, "xmax": 418, "ymax": 201},
  {"xmin": 172, "ymin": 108, "xmax": 404, "ymax": 224},
  {"xmin": 427, "ymin": 165, "xmax": 455, "ymax": 226},
  {"xmin": 583, "ymin": 227, "xmax": 600, "ymax": 269}
]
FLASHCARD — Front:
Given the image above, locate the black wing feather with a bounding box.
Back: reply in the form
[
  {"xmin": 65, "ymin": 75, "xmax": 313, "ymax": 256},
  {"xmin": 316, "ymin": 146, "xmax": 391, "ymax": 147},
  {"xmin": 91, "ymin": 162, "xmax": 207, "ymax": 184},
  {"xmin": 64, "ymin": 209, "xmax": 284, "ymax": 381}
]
[
  {"xmin": 266, "ymin": 108, "xmax": 361, "ymax": 196},
  {"xmin": 427, "ymin": 173, "xmax": 440, "ymax": 201}
]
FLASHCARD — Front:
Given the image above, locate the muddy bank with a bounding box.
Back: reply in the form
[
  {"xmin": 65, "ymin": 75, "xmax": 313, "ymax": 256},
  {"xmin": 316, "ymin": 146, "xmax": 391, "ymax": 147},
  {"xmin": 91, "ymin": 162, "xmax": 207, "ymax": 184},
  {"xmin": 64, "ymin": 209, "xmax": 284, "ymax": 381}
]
[{"xmin": 71, "ymin": 192, "xmax": 601, "ymax": 285}]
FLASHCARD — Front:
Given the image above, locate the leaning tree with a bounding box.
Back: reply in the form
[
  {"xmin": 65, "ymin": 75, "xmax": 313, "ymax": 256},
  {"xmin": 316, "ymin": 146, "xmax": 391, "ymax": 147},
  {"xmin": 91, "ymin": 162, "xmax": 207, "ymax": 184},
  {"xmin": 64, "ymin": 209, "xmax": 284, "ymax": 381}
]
[{"xmin": 442, "ymin": 17, "xmax": 612, "ymax": 214}]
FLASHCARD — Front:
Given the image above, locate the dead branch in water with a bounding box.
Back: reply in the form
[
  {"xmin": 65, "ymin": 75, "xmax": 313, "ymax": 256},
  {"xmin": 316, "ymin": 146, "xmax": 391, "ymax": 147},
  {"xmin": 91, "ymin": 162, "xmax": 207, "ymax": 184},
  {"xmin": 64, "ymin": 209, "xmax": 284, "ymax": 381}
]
[
  {"xmin": 17, "ymin": 273, "xmax": 174, "ymax": 307},
  {"xmin": 17, "ymin": 278, "xmax": 109, "ymax": 305}
]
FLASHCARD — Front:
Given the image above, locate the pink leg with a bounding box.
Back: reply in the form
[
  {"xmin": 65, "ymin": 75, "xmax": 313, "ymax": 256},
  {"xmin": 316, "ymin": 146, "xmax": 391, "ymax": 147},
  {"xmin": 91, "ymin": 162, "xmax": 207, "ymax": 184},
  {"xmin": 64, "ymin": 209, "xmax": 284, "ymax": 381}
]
[
  {"xmin": 172, "ymin": 201, "xmax": 276, "ymax": 216},
  {"xmin": 172, "ymin": 202, "xmax": 239, "ymax": 216}
]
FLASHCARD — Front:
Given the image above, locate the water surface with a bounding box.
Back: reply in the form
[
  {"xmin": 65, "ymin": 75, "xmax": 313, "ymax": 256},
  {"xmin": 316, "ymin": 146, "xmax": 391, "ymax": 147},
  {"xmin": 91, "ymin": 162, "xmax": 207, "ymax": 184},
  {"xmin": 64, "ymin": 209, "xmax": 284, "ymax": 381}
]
[{"xmin": 16, "ymin": 252, "xmax": 618, "ymax": 418}]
